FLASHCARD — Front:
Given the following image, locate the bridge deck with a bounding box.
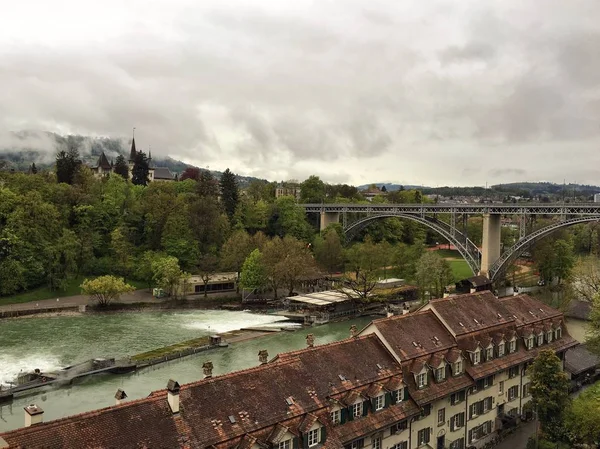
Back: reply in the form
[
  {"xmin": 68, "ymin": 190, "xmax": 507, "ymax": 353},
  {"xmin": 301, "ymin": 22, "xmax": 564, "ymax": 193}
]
[{"xmin": 303, "ymin": 203, "xmax": 600, "ymax": 215}]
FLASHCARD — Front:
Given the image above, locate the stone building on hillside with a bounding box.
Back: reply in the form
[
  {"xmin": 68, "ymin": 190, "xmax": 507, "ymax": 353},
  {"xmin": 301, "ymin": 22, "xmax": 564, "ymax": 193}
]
[{"xmin": 0, "ymin": 292, "xmax": 577, "ymax": 449}]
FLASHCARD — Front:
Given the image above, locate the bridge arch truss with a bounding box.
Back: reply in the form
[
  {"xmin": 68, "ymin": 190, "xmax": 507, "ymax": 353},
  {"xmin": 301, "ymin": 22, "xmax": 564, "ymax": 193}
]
[
  {"xmin": 345, "ymin": 213, "xmax": 481, "ymax": 275},
  {"xmin": 488, "ymin": 216, "xmax": 600, "ymax": 281}
]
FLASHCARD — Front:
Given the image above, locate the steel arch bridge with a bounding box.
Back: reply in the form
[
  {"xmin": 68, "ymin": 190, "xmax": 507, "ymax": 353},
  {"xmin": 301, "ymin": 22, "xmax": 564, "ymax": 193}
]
[
  {"xmin": 344, "ymin": 213, "xmax": 481, "ymax": 275},
  {"xmin": 303, "ymin": 203, "xmax": 600, "ymax": 282}
]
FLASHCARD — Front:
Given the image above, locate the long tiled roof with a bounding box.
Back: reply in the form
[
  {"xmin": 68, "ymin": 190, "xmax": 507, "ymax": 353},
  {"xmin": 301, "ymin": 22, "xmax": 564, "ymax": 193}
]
[
  {"xmin": 498, "ymin": 294, "xmax": 562, "ymax": 326},
  {"xmin": 371, "ymin": 310, "xmax": 456, "ymax": 360},
  {"xmin": 429, "ymin": 291, "xmax": 514, "ymax": 335},
  {"xmin": 1, "ymin": 334, "xmax": 406, "ymax": 449},
  {"xmin": 0, "ymin": 292, "xmax": 577, "ymax": 449}
]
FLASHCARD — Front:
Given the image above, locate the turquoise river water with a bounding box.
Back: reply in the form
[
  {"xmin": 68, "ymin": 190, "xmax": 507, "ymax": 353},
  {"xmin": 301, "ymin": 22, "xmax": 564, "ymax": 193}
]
[{"xmin": 0, "ymin": 310, "xmax": 372, "ymax": 432}]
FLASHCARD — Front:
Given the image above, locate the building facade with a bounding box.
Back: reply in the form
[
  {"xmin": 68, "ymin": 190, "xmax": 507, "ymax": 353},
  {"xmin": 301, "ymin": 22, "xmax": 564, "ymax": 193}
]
[{"xmin": 0, "ymin": 292, "xmax": 577, "ymax": 449}]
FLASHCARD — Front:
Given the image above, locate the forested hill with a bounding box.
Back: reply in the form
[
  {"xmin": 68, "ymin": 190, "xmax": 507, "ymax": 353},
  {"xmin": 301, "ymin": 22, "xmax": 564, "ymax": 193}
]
[
  {"xmin": 0, "ymin": 131, "xmax": 263, "ymax": 186},
  {"xmin": 361, "ymin": 182, "xmax": 600, "ymax": 199}
]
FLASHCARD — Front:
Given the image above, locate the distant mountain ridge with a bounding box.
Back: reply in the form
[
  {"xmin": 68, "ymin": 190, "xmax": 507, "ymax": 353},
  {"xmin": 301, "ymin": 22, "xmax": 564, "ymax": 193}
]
[
  {"xmin": 0, "ymin": 131, "xmax": 264, "ymax": 186},
  {"xmin": 358, "ymin": 181, "xmax": 600, "ymax": 198}
]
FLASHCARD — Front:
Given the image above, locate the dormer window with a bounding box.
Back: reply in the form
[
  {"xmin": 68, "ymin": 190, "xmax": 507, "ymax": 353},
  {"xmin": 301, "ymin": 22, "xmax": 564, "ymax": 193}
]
[
  {"xmin": 435, "ymin": 367, "xmax": 445, "ymax": 382},
  {"xmin": 375, "ymin": 394, "xmax": 385, "ymax": 411},
  {"xmin": 537, "ymin": 333, "xmax": 544, "ymax": 346},
  {"xmin": 555, "ymin": 327, "xmax": 562, "ymax": 339},
  {"xmin": 453, "ymin": 360, "xmax": 462, "ymax": 376},
  {"xmin": 352, "ymin": 402, "xmax": 362, "ymax": 418},
  {"xmin": 278, "ymin": 440, "xmax": 292, "ymax": 449},
  {"xmin": 485, "ymin": 346, "xmax": 493, "ymax": 361},
  {"xmin": 508, "ymin": 339, "xmax": 516, "ymax": 353},
  {"xmin": 472, "ymin": 350, "xmax": 481, "ymax": 365},
  {"xmin": 307, "ymin": 428, "xmax": 320, "ymax": 447},
  {"xmin": 546, "ymin": 331, "xmax": 553, "ymax": 343},
  {"xmin": 498, "ymin": 343, "xmax": 505, "ymax": 357},
  {"xmin": 526, "ymin": 336, "xmax": 534, "ymax": 350},
  {"xmin": 392, "ymin": 389, "xmax": 403, "ymax": 403},
  {"xmin": 417, "ymin": 372, "xmax": 427, "ymax": 388},
  {"xmin": 331, "ymin": 409, "xmax": 341, "ymax": 425}
]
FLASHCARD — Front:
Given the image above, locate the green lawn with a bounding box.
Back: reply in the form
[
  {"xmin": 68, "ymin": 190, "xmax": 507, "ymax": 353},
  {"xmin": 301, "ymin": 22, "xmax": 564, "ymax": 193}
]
[
  {"xmin": 0, "ymin": 276, "xmax": 147, "ymax": 306},
  {"xmin": 448, "ymin": 259, "xmax": 474, "ymax": 282},
  {"xmin": 433, "ymin": 249, "xmax": 462, "ymax": 259}
]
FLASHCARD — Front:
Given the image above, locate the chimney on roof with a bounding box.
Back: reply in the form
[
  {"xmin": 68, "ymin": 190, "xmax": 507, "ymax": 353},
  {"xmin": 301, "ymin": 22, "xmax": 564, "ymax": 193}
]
[
  {"xmin": 202, "ymin": 361, "xmax": 214, "ymax": 379},
  {"xmin": 350, "ymin": 325, "xmax": 358, "ymax": 338},
  {"xmin": 258, "ymin": 349, "xmax": 269, "ymax": 365},
  {"xmin": 114, "ymin": 389, "xmax": 127, "ymax": 405},
  {"xmin": 24, "ymin": 404, "xmax": 44, "ymax": 427},
  {"xmin": 306, "ymin": 334, "xmax": 315, "ymax": 347},
  {"xmin": 166, "ymin": 379, "xmax": 180, "ymax": 414}
]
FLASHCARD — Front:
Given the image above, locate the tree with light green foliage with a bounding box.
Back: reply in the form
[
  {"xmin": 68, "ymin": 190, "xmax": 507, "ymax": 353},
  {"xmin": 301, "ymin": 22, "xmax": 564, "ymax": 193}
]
[
  {"xmin": 564, "ymin": 381, "xmax": 600, "ymax": 446},
  {"xmin": 152, "ymin": 256, "xmax": 185, "ymax": 298},
  {"xmin": 135, "ymin": 251, "xmax": 163, "ymax": 291},
  {"xmin": 80, "ymin": 275, "xmax": 135, "ymax": 307},
  {"xmin": 415, "ymin": 251, "xmax": 452, "ymax": 300},
  {"xmin": 240, "ymin": 249, "xmax": 267, "ymax": 293}
]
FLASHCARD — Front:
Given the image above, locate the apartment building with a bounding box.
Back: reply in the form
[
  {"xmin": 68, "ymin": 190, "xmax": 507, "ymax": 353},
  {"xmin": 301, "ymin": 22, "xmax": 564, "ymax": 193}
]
[{"xmin": 0, "ymin": 293, "xmax": 577, "ymax": 449}]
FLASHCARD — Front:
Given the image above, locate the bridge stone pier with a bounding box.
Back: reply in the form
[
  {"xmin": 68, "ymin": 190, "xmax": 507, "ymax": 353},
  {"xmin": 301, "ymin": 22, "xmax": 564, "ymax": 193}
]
[
  {"xmin": 320, "ymin": 211, "xmax": 340, "ymax": 231},
  {"xmin": 480, "ymin": 214, "xmax": 502, "ymax": 277}
]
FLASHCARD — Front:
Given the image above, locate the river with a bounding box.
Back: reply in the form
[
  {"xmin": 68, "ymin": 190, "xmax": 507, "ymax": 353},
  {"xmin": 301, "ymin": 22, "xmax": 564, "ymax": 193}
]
[{"xmin": 0, "ymin": 310, "xmax": 372, "ymax": 432}]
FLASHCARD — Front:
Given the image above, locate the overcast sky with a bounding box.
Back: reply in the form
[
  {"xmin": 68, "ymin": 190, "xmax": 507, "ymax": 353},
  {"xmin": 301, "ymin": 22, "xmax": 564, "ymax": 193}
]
[{"xmin": 1, "ymin": 0, "xmax": 599, "ymax": 186}]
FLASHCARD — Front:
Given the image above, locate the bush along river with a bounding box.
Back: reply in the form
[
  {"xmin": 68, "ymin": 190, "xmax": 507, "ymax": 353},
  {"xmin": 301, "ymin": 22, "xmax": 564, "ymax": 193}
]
[{"xmin": 0, "ymin": 309, "xmax": 372, "ymax": 432}]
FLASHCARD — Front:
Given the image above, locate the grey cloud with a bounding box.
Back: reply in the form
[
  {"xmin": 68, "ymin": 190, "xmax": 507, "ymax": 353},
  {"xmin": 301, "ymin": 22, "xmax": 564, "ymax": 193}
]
[
  {"xmin": 439, "ymin": 43, "xmax": 496, "ymax": 65},
  {"xmin": 1, "ymin": 0, "xmax": 600, "ymax": 186}
]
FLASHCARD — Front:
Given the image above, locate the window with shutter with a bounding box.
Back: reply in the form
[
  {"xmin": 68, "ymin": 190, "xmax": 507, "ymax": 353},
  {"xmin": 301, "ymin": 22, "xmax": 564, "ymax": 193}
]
[
  {"xmin": 352, "ymin": 403, "xmax": 362, "ymax": 418},
  {"xmin": 307, "ymin": 429, "xmax": 319, "ymax": 447},
  {"xmin": 331, "ymin": 409, "xmax": 341, "ymax": 425},
  {"xmin": 278, "ymin": 440, "xmax": 291, "ymax": 449},
  {"xmin": 375, "ymin": 395, "xmax": 384, "ymax": 411},
  {"xmin": 437, "ymin": 408, "xmax": 445, "ymax": 425}
]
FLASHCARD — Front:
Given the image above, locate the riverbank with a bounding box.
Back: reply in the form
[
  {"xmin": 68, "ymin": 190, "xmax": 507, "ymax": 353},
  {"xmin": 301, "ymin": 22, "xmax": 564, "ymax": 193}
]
[{"xmin": 0, "ymin": 295, "xmax": 245, "ymax": 320}]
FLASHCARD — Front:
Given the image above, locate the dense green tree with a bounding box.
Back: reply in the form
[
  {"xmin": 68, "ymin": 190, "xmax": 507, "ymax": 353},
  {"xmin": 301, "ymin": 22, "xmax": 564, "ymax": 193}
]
[
  {"xmin": 197, "ymin": 170, "xmax": 219, "ymax": 198},
  {"xmin": 313, "ymin": 228, "xmax": 344, "ymax": 273},
  {"xmin": 564, "ymin": 382, "xmax": 600, "ymax": 446},
  {"xmin": 113, "ymin": 155, "xmax": 129, "ymax": 179},
  {"xmin": 46, "ymin": 229, "xmax": 79, "ymax": 291},
  {"xmin": 111, "ymin": 225, "xmax": 135, "ymax": 282},
  {"xmin": 300, "ymin": 175, "xmax": 326, "ymax": 203},
  {"xmin": 152, "ymin": 256, "xmax": 185, "ymax": 298},
  {"xmin": 241, "ymin": 198, "xmax": 269, "ymax": 233},
  {"xmin": 131, "ymin": 151, "xmax": 151, "ymax": 186},
  {"xmin": 267, "ymin": 196, "xmax": 313, "ymax": 241},
  {"xmin": 55, "ymin": 147, "xmax": 80, "ymax": 185},
  {"xmin": 392, "ymin": 241, "xmax": 424, "ymax": 280},
  {"xmin": 189, "ymin": 196, "xmax": 229, "ymax": 253},
  {"xmin": 220, "ymin": 230, "xmax": 254, "ymax": 292},
  {"xmin": 161, "ymin": 200, "xmax": 199, "ymax": 271},
  {"xmin": 527, "ymin": 349, "xmax": 570, "ymax": 441},
  {"xmin": 415, "ymin": 251, "xmax": 453, "ymax": 300},
  {"xmin": 553, "ymin": 239, "xmax": 575, "ymax": 284},
  {"xmin": 219, "ymin": 168, "xmax": 239, "ymax": 222},
  {"xmin": 80, "ymin": 275, "xmax": 135, "ymax": 307},
  {"xmin": 240, "ymin": 249, "xmax": 268, "ymax": 293},
  {"xmin": 135, "ymin": 251, "xmax": 163, "ymax": 290}
]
